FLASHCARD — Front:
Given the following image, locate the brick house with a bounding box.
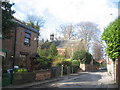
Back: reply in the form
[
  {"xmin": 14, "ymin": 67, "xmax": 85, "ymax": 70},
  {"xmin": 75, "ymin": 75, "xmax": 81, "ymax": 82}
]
[
  {"xmin": 2, "ymin": 19, "xmax": 39, "ymax": 71},
  {"xmin": 53, "ymin": 39, "xmax": 85, "ymax": 58}
]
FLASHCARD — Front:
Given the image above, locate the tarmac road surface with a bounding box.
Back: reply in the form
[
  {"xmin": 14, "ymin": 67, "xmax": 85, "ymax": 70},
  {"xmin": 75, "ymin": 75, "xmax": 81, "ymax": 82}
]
[{"xmin": 28, "ymin": 70, "xmax": 118, "ymax": 89}]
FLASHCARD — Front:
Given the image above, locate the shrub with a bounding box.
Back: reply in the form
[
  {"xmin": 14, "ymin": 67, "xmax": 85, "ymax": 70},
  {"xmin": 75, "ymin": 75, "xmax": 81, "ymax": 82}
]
[
  {"xmin": 71, "ymin": 65, "xmax": 79, "ymax": 73},
  {"xmin": 61, "ymin": 61, "xmax": 72, "ymax": 66},
  {"xmin": 72, "ymin": 50, "xmax": 93, "ymax": 64},
  {"xmin": 101, "ymin": 16, "xmax": 120, "ymax": 60},
  {"xmin": 15, "ymin": 68, "xmax": 28, "ymax": 73},
  {"xmin": 64, "ymin": 58, "xmax": 72, "ymax": 62},
  {"xmin": 72, "ymin": 60, "xmax": 80, "ymax": 66}
]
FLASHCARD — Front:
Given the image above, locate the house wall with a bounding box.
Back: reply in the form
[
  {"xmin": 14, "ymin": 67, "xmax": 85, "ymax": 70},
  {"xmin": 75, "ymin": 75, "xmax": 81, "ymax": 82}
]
[
  {"xmin": 15, "ymin": 26, "xmax": 38, "ymax": 69},
  {"xmin": 2, "ymin": 24, "xmax": 38, "ymax": 70},
  {"xmin": 2, "ymin": 30, "xmax": 15, "ymax": 68},
  {"xmin": 106, "ymin": 58, "xmax": 114, "ymax": 76},
  {"xmin": 16, "ymin": 26, "xmax": 38, "ymax": 55},
  {"xmin": 57, "ymin": 48, "xmax": 66, "ymax": 56},
  {"xmin": 56, "ymin": 40, "xmax": 85, "ymax": 58}
]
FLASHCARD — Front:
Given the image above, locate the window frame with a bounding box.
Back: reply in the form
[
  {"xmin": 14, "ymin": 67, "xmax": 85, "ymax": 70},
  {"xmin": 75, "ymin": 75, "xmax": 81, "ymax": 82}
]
[{"xmin": 24, "ymin": 31, "xmax": 31, "ymax": 46}]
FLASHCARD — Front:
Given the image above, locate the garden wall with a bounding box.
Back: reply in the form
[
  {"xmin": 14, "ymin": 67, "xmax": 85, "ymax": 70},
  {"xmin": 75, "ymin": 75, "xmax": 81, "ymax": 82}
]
[
  {"xmin": 13, "ymin": 72, "xmax": 35, "ymax": 85},
  {"xmin": 80, "ymin": 64, "xmax": 96, "ymax": 72},
  {"xmin": 12, "ymin": 69, "xmax": 51, "ymax": 85},
  {"xmin": 85, "ymin": 64, "xmax": 97, "ymax": 72},
  {"xmin": 116, "ymin": 57, "xmax": 120, "ymax": 87},
  {"xmin": 34, "ymin": 69, "xmax": 51, "ymax": 81}
]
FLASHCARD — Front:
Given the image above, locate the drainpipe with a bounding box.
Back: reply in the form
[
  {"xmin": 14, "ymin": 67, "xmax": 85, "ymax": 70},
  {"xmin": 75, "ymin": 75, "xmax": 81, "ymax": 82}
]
[{"xmin": 11, "ymin": 24, "xmax": 17, "ymax": 84}]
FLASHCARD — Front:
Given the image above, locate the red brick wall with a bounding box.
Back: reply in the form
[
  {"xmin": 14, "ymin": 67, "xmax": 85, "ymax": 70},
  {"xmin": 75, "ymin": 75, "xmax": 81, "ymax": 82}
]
[
  {"xmin": 57, "ymin": 48, "xmax": 66, "ymax": 56},
  {"xmin": 34, "ymin": 70, "xmax": 51, "ymax": 81}
]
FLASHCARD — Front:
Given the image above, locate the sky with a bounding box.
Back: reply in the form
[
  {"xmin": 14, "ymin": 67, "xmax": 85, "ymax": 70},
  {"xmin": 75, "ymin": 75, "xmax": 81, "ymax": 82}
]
[{"xmin": 10, "ymin": 0, "xmax": 119, "ymax": 40}]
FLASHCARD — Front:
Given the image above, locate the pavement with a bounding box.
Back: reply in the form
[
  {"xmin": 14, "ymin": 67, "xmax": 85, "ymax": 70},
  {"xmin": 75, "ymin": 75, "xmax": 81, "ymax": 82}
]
[{"xmin": 2, "ymin": 72, "xmax": 88, "ymax": 89}]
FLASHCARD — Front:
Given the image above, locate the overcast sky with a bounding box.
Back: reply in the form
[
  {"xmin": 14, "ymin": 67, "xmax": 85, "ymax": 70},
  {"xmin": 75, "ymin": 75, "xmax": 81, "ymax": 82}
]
[{"xmin": 10, "ymin": 0, "xmax": 119, "ymax": 40}]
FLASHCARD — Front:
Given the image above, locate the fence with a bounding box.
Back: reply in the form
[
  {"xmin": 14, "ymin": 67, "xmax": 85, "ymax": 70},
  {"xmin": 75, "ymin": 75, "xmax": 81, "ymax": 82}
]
[{"xmin": 51, "ymin": 66, "xmax": 61, "ymax": 78}]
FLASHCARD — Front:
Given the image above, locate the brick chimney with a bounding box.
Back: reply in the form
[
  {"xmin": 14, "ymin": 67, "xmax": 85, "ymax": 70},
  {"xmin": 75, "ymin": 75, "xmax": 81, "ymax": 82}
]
[{"xmin": 50, "ymin": 34, "xmax": 54, "ymax": 41}]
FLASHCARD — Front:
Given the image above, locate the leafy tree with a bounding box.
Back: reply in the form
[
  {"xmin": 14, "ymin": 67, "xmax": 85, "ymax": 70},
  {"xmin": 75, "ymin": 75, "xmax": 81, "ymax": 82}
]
[
  {"xmin": 1, "ymin": 1, "xmax": 16, "ymax": 39},
  {"xmin": 72, "ymin": 50, "xmax": 86, "ymax": 60},
  {"xmin": 49, "ymin": 43, "xmax": 58, "ymax": 57},
  {"xmin": 101, "ymin": 17, "xmax": 120, "ymax": 60},
  {"xmin": 37, "ymin": 40, "xmax": 51, "ymax": 57},
  {"xmin": 72, "ymin": 60, "xmax": 80, "ymax": 66},
  {"xmin": 52, "ymin": 55, "xmax": 64, "ymax": 66},
  {"xmin": 61, "ymin": 61, "xmax": 72, "ymax": 66},
  {"xmin": 37, "ymin": 41, "xmax": 58, "ymax": 69},
  {"xmin": 72, "ymin": 50, "xmax": 92, "ymax": 64}
]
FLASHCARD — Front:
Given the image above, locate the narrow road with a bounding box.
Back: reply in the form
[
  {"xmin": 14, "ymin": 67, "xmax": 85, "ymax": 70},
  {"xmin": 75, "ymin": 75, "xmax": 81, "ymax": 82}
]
[{"xmin": 29, "ymin": 70, "xmax": 118, "ymax": 89}]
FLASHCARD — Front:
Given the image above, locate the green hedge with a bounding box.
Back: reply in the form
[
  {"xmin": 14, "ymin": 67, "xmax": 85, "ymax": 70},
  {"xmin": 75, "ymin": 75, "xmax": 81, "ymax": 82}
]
[{"xmin": 71, "ymin": 65, "xmax": 79, "ymax": 73}]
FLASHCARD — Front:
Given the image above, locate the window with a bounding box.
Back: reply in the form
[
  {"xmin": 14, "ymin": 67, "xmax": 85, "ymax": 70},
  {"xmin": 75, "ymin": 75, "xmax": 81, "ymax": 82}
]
[
  {"xmin": 24, "ymin": 31, "xmax": 31, "ymax": 46},
  {"xmin": 24, "ymin": 38, "xmax": 30, "ymax": 44}
]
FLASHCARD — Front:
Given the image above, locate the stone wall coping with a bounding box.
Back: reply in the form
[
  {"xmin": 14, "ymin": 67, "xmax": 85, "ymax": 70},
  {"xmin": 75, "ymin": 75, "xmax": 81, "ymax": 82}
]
[{"xmin": 33, "ymin": 69, "xmax": 51, "ymax": 73}]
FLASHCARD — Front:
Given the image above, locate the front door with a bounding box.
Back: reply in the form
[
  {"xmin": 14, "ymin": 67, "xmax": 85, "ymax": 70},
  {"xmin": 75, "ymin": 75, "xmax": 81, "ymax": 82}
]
[{"xmin": 20, "ymin": 54, "xmax": 27, "ymax": 68}]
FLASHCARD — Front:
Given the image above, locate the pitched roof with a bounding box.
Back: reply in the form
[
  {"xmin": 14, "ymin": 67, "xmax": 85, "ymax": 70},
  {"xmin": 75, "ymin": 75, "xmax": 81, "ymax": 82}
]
[{"xmin": 53, "ymin": 39, "xmax": 82, "ymax": 48}]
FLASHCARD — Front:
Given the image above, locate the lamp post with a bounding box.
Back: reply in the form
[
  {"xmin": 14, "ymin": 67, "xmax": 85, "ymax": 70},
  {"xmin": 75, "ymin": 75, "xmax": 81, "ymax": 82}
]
[
  {"xmin": 61, "ymin": 64, "xmax": 63, "ymax": 77},
  {"xmin": 71, "ymin": 44, "xmax": 73, "ymax": 74}
]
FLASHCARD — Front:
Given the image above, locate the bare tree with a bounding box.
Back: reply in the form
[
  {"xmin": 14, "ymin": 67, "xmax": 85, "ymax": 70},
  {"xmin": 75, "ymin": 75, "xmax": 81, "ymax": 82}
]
[
  {"xmin": 75, "ymin": 22, "xmax": 100, "ymax": 51},
  {"xmin": 92, "ymin": 41, "xmax": 103, "ymax": 61},
  {"xmin": 25, "ymin": 14, "xmax": 45, "ymax": 31},
  {"xmin": 57, "ymin": 24, "xmax": 76, "ymax": 40}
]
